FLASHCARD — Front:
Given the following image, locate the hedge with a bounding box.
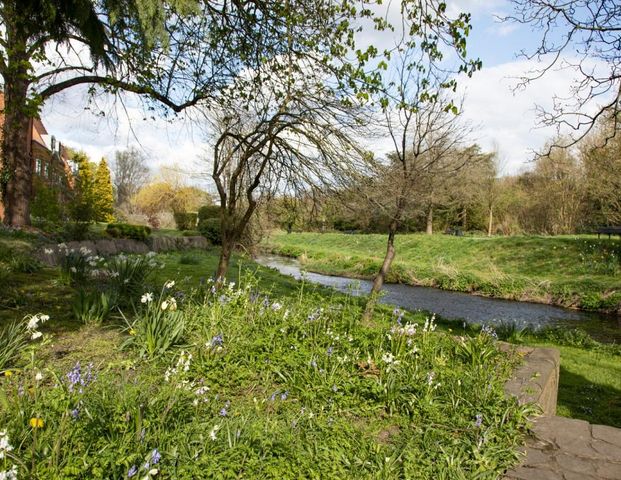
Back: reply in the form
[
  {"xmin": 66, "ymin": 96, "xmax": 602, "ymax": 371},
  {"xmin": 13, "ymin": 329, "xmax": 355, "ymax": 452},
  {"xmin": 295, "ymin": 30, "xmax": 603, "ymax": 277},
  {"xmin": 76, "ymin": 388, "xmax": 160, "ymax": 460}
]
[{"xmin": 106, "ymin": 223, "xmax": 152, "ymax": 241}]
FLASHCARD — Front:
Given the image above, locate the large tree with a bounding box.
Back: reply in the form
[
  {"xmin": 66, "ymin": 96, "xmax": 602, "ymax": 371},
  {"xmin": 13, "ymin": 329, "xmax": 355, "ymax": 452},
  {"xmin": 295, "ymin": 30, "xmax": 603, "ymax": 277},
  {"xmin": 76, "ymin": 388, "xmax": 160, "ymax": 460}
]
[
  {"xmin": 1, "ymin": 0, "xmax": 386, "ymax": 226},
  {"xmin": 93, "ymin": 158, "xmax": 114, "ymax": 222},
  {"xmin": 112, "ymin": 147, "xmax": 150, "ymax": 207},
  {"xmin": 506, "ymin": 0, "xmax": 621, "ymax": 148}
]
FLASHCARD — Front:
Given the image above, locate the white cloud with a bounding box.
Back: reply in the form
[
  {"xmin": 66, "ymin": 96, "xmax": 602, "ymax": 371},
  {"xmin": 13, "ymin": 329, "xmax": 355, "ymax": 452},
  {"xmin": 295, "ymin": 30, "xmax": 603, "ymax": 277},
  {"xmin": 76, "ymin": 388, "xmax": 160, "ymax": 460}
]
[
  {"xmin": 453, "ymin": 56, "xmax": 607, "ymax": 174},
  {"xmin": 41, "ymin": 87, "xmax": 210, "ymax": 185}
]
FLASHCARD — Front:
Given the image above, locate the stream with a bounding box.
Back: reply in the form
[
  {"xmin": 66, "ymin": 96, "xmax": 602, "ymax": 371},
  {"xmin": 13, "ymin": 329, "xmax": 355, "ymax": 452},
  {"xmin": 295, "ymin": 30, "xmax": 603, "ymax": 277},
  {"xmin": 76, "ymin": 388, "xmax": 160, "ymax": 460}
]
[{"xmin": 255, "ymin": 254, "xmax": 621, "ymax": 343}]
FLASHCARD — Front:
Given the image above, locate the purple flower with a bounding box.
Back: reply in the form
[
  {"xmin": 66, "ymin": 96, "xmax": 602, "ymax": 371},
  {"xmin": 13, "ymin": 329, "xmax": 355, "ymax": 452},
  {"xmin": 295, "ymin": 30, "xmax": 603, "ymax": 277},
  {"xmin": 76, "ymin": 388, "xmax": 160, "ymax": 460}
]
[
  {"xmin": 474, "ymin": 414, "xmax": 483, "ymax": 428},
  {"xmin": 66, "ymin": 362, "xmax": 95, "ymax": 393},
  {"xmin": 71, "ymin": 408, "xmax": 80, "ymax": 419},
  {"xmin": 280, "ymin": 391, "xmax": 288, "ymax": 401},
  {"xmin": 249, "ymin": 291, "xmax": 260, "ymax": 303},
  {"xmin": 151, "ymin": 448, "xmax": 161, "ymax": 465},
  {"xmin": 270, "ymin": 392, "xmax": 278, "ymax": 401},
  {"xmin": 326, "ymin": 346, "xmax": 333, "ymax": 357},
  {"xmin": 210, "ymin": 334, "xmax": 224, "ymax": 348},
  {"xmin": 127, "ymin": 465, "xmax": 138, "ymax": 478}
]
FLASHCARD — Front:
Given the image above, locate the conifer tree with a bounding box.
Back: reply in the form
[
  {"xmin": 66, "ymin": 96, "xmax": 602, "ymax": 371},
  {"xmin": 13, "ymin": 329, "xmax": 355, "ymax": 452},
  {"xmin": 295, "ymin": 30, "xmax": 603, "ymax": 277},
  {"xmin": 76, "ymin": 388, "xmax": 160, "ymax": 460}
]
[
  {"xmin": 93, "ymin": 158, "xmax": 115, "ymax": 222},
  {"xmin": 69, "ymin": 151, "xmax": 97, "ymax": 223}
]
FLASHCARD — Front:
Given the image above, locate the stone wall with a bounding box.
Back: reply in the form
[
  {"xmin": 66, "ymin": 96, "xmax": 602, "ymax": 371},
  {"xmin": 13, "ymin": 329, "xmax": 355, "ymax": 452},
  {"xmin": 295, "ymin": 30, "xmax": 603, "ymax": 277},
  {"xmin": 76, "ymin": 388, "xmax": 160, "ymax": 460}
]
[
  {"xmin": 37, "ymin": 236, "xmax": 209, "ymax": 266},
  {"xmin": 502, "ymin": 343, "xmax": 560, "ymax": 416}
]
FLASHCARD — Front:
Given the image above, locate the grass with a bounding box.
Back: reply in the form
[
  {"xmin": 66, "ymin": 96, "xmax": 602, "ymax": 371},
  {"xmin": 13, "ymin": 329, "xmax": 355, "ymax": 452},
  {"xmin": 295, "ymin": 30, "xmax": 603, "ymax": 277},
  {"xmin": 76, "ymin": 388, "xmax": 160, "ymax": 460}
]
[
  {"xmin": 0, "ymin": 251, "xmax": 532, "ymax": 478},
  {"xmin": 1, "ymin": 226, "xmax": 619, "ymax": 441},
  {"xmin": 265, "ymin": 231, "xmax": 621, "ymax": 312}
]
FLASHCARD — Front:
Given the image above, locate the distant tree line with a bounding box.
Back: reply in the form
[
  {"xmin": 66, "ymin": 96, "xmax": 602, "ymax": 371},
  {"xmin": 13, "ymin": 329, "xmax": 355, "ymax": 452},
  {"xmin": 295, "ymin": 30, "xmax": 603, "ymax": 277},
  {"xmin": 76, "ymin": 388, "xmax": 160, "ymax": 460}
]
[{"xmin": 270, "ymin": 116, "xmax": 621, "ymax": 236}]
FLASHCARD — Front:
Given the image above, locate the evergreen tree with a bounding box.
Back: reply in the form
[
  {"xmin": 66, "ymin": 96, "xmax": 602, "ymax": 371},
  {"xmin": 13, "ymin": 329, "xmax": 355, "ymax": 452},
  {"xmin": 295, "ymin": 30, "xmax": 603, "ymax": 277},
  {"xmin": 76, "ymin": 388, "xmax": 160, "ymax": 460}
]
[
  {"xmin": 69, "ymin": 151, "xmax": 97, "ymax": 223},
  {"xmin": 93, "ymin": 158, "xmax": 115, "ymax": 222}
]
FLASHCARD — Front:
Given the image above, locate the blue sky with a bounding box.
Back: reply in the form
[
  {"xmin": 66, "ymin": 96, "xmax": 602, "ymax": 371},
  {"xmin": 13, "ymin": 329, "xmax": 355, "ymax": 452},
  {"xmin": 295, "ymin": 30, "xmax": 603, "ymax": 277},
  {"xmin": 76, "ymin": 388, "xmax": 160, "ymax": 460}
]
[{"xmin": 40, "ymin": 0, "xmax": 594, "ymax": 180}]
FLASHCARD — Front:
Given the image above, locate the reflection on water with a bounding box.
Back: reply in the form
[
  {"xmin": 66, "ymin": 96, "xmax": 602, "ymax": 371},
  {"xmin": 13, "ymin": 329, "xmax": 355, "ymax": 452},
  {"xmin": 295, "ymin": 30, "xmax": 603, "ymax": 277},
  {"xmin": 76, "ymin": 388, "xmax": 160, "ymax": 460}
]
[{"xmin": 255, "ymin": 254, "xmax": 621, "ymax": 343}]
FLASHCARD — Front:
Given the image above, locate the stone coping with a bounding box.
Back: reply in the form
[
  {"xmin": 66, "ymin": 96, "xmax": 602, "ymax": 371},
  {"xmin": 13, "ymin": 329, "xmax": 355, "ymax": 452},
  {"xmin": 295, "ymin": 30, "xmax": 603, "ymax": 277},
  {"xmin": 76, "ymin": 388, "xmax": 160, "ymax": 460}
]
[{"xmin": 502, "ymin": 342, "xmax": 560, "ymax": 417}]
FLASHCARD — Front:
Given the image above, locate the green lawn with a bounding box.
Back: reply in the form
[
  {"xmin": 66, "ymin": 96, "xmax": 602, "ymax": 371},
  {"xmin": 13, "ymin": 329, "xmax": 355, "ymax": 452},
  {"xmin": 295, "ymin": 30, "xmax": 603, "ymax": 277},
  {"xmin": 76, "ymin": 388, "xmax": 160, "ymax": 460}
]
[
  {"xmin": 1, "ymin": 229, "xmax": 619, "ymax": 433},
  {"xmin": 1, "ymin": 234, "xmax": 533, "ymax": 479},
  {"xmin": 265, "ymin": 231, "xmax": 621, "ymax": 312}
]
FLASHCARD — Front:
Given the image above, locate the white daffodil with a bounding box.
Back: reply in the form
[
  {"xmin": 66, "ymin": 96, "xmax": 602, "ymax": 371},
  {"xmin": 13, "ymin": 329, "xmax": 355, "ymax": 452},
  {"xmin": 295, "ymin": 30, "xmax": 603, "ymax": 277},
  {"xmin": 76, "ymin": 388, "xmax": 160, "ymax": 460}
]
[
  {"xmin": 141, "ymin": 292, "xmax": 154, "ymax": 304},
  {"xmin": 164, "ymin": 280, "xmax": 175, "ymax": 289}
]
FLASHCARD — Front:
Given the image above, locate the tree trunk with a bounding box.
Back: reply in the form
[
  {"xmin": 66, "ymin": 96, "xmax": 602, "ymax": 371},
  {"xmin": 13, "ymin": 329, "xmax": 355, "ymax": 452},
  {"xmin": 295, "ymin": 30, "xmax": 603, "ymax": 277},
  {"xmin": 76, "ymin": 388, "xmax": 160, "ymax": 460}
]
[
  {"xmin": 1, "ymin": 16, "xmax": 33, "ymax": 227},
  {"xmin": 215, "ymin": 239, "xmax": 233, "ymax": 283},
  {"xmin": 362, "ymin": 220, "xmax": 397, "ymax": 323},
  {"xmin": 487, "ymin": 205, "xmax": 493, "ymax": 237},
  {"xmin": 426, "ymin": 205, "xmax": 433, "ymax": 235}
]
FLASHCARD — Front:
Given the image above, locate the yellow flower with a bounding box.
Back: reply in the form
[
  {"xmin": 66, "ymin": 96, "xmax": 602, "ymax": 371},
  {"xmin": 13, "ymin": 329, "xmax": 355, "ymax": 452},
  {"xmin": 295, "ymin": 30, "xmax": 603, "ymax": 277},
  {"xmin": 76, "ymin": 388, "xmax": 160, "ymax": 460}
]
[
  {"xmin": 4, "ymin": 370, "xmax": 12, "ymax": 377},
  {"xmin": 129, "ymin": 329, "xmax": 136, "ymax": 336},
  {"xmin": 29, "ymin": 417, "xmax": 44, "ymax": 429}
]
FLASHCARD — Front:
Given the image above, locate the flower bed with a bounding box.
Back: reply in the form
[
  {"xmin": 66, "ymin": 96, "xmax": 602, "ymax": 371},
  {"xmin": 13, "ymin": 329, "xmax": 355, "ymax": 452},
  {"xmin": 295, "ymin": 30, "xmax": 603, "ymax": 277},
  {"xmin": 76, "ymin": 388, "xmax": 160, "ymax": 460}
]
[{"xmin": 0, "ymin": 278, "xmax": 531, "ymax": 479}]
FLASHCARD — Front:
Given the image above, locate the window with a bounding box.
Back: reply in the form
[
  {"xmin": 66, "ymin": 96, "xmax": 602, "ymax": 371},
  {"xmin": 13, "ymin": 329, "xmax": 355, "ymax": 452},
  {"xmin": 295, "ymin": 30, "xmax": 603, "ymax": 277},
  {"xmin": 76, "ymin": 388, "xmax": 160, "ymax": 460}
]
[
  {"xmin": 35, "ymin": 158, "xmax": 42, "ymax": 175},
  {"xmin": 44, "ymin": 163, "xmax": 49, "ymax": 178}
]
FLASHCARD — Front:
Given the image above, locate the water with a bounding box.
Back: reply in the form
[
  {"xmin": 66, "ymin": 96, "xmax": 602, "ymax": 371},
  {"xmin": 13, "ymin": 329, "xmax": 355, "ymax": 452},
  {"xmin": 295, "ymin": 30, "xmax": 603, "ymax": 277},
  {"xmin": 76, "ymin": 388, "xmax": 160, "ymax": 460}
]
[{"xmin": 255, "ymin": 254, "xmax": 621, "ymax": 342}]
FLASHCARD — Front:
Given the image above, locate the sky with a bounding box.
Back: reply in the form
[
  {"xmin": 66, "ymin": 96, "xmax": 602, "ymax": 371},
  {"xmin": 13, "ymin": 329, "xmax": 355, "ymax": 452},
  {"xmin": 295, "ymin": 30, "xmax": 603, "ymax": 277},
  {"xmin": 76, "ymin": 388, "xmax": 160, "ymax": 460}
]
[{"xmin": 40, "ymin": 0, "xmax": 593, "ymax": 180}]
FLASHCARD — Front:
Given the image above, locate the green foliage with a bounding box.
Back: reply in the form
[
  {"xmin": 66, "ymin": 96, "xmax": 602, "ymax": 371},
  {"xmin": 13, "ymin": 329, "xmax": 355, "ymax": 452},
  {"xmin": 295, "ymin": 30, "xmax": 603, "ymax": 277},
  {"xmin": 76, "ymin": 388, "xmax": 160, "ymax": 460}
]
[
  {"xmin": 9, "ymin": 254, "xmax": 42, "ymax": 274},
  {"xmin": 30, "ymin": 177, "xmax": 63, "ymax": 222},
  {"xmin": 198, "ymin": 217, "xmax": 221, "ymax": 245},
  {"xmin": 106, "ymin": 253, "xmax": 161, "ymax": 305},
  {"xmin": 72, "ymin": 289, "xmax": 112, "ymax": 325},
  {"xmin": 178, "ymin": 253, "xmax": 201, "ymax": 265},
  {"xmin": 0, "ymin": 319, "xmax": 28, "ymax": 371},
  {"xmin": 267, "ymin": 232, "xmax": 621, "ymax": 312},
  {"xmin": 0, "ymin": 278, "xmax": 531, "ymax": 479},
  {"xmin": 93, "ymin": 158, "xmax": 115, "ymax": 223},
  {"xmin": 181, "ymin": 230, "xmax": 200, "ymax": 237},
  {"xmin": 122, "ymin": 284, "xmax": 186, "ymax": 359},
  {"xmin": 106, "ymin": 223, "xmax": 151, "ymax": 241},
  {"xmin": 197, "ymin": 205, "xmax": 221, "ymax": 222},
  {"xmin": 68, "ymin": 151, "xmax": 97, "ymax": 223},
  {"xmin": 173, "ymin": 212, "xmax": 198, "ymax": 231}
]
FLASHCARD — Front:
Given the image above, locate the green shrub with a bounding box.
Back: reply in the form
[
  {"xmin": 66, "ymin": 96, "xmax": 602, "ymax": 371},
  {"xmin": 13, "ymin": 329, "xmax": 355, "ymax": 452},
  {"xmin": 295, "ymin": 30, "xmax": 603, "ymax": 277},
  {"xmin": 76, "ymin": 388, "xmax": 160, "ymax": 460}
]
[
  {"xmin": 182, "ymin": 230, "xmax": 201, "ymax": 237},
  {"xmin": 198, "ymin": 217, "xmax": 221, "ymax": 245},
  {"xmin": 106, "ymin": 223, "xmax": 151, "ymax": 241},
  {"xmin": 64, "ymin": 221, "xmax": 92, "ymax": 241},
  {"xmin": 178, "ymin": 253, "xmax": 201, "ymax": 265},
  {"xmin": 30, "ymin": 178, "xmax": 63, "ymax": 222},
  {"xmin": 197, "ymin": 205, "xmax": 220, "ymax": 222},
  {"xmin": 174, "ymin": 212, "xmax": 198, "ymax": 231}
]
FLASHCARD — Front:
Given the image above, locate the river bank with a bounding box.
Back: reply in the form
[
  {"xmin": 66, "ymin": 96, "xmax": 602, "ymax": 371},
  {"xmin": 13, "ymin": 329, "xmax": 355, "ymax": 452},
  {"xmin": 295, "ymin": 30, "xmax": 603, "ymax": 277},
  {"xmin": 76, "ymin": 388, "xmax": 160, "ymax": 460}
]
[{"xmin": 264, "ymin": 231, "xmax": 621, "ymax": 314}]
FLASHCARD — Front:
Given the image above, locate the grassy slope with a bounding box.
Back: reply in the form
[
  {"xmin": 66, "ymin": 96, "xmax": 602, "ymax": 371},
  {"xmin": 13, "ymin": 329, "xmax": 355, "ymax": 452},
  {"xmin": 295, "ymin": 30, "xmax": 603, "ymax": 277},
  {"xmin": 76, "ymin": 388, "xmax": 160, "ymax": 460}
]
[
  {"xmin": 266, "ymin": 231, "xmax": 621, "ymax": 311},
  {"xmin": 1, "ymin": 232, "xmax": 619, "ymax": 428}
]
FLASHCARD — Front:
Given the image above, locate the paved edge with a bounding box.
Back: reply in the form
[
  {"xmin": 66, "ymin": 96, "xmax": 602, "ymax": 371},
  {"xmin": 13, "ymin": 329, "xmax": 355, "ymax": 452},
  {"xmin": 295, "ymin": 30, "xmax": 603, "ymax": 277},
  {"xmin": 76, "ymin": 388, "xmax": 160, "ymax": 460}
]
[{"xmin": 501, "ymin": 342, "xmax": 561, "ymax": 417}]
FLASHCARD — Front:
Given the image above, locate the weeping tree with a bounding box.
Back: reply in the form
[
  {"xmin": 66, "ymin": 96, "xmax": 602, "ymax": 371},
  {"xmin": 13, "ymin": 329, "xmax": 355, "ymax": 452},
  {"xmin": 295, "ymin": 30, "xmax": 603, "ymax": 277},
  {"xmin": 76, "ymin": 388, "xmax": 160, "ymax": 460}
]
[{"xmin": 204, "ymin": 59, "xmax": 372, "ymax": 281}]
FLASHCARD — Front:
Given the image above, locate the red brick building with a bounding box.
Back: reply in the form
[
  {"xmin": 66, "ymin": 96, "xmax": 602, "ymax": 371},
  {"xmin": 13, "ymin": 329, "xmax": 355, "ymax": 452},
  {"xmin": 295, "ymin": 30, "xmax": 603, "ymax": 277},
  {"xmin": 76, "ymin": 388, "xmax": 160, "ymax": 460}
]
[{"xmin": 0, "ymin": 94, "xmax": 74, "ymax": 220}]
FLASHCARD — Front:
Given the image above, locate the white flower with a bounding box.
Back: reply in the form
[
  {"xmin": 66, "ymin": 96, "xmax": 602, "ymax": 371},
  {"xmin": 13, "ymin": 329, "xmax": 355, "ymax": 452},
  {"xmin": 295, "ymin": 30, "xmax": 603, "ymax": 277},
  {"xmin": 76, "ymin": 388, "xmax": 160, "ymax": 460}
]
[
  {"xmin": 168, "ymin": 297, "xmax": 177, "ymax": 311},
  {"xmin": 40, "ymin": 314, "xmax": 49, "ymax": 322},
  {"xmin": 161, "ymin": 301, "xmax": 169, "ymax": 311},
  {"xmin": 146, "ymin": 251, "xmax": 157, "ymax": 258},
  {"xmin": 26, "ymin": 316, "xmax": 40, "ymax": 330},
  {"xmin": 31, "ymin": 331, "xmax": 43, "ymax": 340},
  {"xmin": 148, "ymin": 468, "xmax": 159, "ymax": 476},
  {"xmin": 164, "ymin": 280, "xmax": 175, "ymax": 289},
  {"xmin": 0, "ymin": 465, "xmax": 18, "ymax": 480},
  {"xmin": 271, "ymin": 302, "xmax": 282, "ymax": 311},
  {"xmin": 70, "ymin": 267, "xmax": 77, "ymax": 273},
  {"xmin": 35, "ymin": 372, "xmax": 43, "ymax": 381},
  {"xmin": 381, "ymin": 352, "xmax": 396, "ymax": 364},
  {"xmin": 0, "ymin": 430, "xmax": 14, "ymax": 459},
  {"xmin": 44, "ymin": 248, "xmax": 53, "ymax": 255},
  {"xmin": 141, "ymin": 292, "xmax": 154, "ymax": 304},
  {"xmin": 209, "ymin": 424, "xmax": 221, "ymax": 441}
]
